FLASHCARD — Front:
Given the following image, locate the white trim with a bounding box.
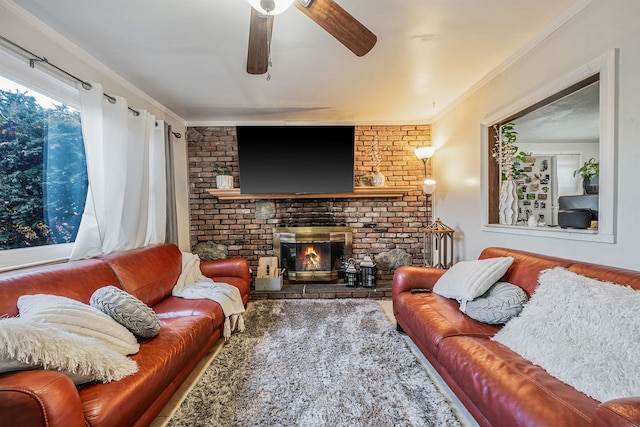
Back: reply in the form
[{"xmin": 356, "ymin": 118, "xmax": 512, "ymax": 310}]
[
  {"xmin": 0, "ymin": 243, "xmax": 72, "ymax": 272},
  {"xmin": 185, "ymin": 119, "xmax": 430, "ymax": 127},
  {"xmin": 0, "ymin": 48, "xmax": 80, "ymax": 107},
  {"xmin": 480, "ymin": 49, "xmax": 618, "ymax": 244}
]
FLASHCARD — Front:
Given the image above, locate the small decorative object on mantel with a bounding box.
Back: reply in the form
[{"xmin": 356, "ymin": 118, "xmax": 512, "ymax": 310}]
[
  {"xmin": 492, "ymin": 123, "xmax": 526, "ymax": 225},
  {"xmin": 424, "ymin": 218, "xmax": 454, "ymax": 269},
  {"xmin": 213, "ymin": 162, "xmax": 234, "ymax": 189},
  {"xmin": 371, "ymin": 136, "xmax": 385, "ymax": 187},
  {"xmin": 359, "ymin": 255, "xmax": 377, "ymax": 288},
  {"xmin": 344, "ymin": 258, "xmax": 358, "ymax": 287}
]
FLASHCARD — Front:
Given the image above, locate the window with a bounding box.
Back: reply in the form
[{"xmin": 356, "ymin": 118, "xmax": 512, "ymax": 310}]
[
  {"xmin": 481, "ymin": 49, "xmax": 617, "ymax": 243},
  {"xmin": 0, "ymin": 72, "xmax": 86, "ymax": 270}
]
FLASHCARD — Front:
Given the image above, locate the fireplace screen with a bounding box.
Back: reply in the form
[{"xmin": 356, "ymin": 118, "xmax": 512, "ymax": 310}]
[{"xmin": 275, "ymin": 227, "xmax": 352, "ymax": 282}]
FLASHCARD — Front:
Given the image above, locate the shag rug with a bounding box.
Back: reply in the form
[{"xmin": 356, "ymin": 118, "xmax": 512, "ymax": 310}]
[{"xmin": 168, "ymin": 299, "xmax": 462, "ymax": 427}]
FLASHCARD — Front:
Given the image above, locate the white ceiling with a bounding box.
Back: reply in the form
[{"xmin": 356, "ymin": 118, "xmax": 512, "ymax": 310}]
[
  {"xmin": 12, "ymin": 0, "xmax": 581, "ymax": 124},
  {"xmin": 514, "ymin": 82, "xmax": 600, "ymax": 144}
]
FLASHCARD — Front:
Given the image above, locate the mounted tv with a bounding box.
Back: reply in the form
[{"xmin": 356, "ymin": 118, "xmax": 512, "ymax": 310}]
[{"xmin": 237, "ymin": 126, "xmax": 355, "ymax": 194}]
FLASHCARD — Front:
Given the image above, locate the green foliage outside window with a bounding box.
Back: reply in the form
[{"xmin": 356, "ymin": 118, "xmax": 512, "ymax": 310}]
[{"xmin": 0, "ymin": 88, "xmax": 87, "ymax": 250}]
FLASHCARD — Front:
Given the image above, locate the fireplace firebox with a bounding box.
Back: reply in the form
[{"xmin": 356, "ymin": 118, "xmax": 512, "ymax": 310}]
[{"xmin": 274, "ymin": 226, "xmax": 352, "ymax": 283}]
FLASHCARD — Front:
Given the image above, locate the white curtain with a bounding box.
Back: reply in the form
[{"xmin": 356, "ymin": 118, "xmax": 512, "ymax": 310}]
[{"xmin": 70, "ymin": 82, "xmax": 167, "ymax": 260}]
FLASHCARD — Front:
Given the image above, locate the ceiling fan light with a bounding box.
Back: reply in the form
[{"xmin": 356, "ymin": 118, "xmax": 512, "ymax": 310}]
[{"xmin": 247, "ymin": 0, "xmax": 296, "ymax": 15}]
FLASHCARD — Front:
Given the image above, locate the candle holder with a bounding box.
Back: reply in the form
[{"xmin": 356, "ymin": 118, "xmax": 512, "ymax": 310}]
[
  {"xmin": 344, "ymin": 258, "xmax": 358, "ymax": 287},
  {"xmin": 359, "ymin": 255, "xmax": 377, "ymax": 288},
  {"xmin": 424, "ymin": 218, "xmax": 454, "ymax": 269}
]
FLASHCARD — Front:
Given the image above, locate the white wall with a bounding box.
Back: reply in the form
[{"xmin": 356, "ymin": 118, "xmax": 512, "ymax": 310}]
[
  {"xmin": 0, "ymin": 1, "xmax": 192, "ymax": 252},
  {"xmin": 431, "ymin": 0, "xmax": 640, "ymax": 269}
]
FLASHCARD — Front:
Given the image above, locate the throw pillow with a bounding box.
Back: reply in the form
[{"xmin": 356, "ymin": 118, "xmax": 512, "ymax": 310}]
[
  {"xmin": 17, "ymin": 294, "xmax": 139, "ymax": 356},
  {"xmin": 0, "ymin": 317, "xmax": 138, "ymax": 384},
  {"xmin": 90, "ymin": 286, "xmax": 161, "ymax": 340},
  {"xmin": 461, "ymin": 282, "xmax": 528, "ymax": 324},
  {"xmin": 493, "ymin": 267, "xmax": 640, "ymax": 402},
  {"xmin": 433, "ymin": 257, "xmax": 514, "ymax": 301}
]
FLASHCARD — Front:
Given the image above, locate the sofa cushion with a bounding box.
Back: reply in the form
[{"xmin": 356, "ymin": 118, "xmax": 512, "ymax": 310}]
[
  {"xmin": 437, "ymin": 336, "xmax": 598, "ymax": 426},
  {"xmin": 0, "ymin": 258, "xmax": 120, "ymax": 318},
  {"xmin": 99, "ymin": 243, "xmax": 182, "ymax": 307},
  {"xmin": 90, "ymin": 286, "xmax": 161, "ymax": 340},
  {"xmin": 78, "ymin": 314, "xmax": 214, "ymax": 426},
  {"xmin": 0, "ymin": 317, "xmax": 138, "ymax": 384},
  {"xmin": 461, "ymin": 282, "xmax": 528, "ymax": 324},
  {"xmin": 433, "ymin": 257, "xmax": 514, "ymax": 301},
  {"xmin": 493, "ymin": 267, "xmax": 640, "ymax": 402},
  {"xmin": 393, "ymin": 291, "xmax": 499, "ymax": 356},
  {"xmin": 17, "ymin": 294, "xmax": 139, "ymax": 356}
]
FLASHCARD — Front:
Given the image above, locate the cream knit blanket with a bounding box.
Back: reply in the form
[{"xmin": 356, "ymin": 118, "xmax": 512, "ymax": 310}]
[{"xmin": 173, "ymin": 252, "xmax": 245, "ymax": 340}]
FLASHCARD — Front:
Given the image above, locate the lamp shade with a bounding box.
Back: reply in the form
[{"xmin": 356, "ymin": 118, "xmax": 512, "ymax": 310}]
[
  {"xmin": 414, "ymin": 146, "xmax": 436, "ymax": 160},
  {"xmin": 423, "ymin": 179, "xmax": 437, "ymax": 194},
  {"xmin": 247, "ymin": 0, "xmax": 296, "ymax": 15}
]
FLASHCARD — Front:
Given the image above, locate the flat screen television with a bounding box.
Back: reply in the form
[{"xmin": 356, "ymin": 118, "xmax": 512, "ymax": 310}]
[{"xmin": 236, "ymin": 126, "xmax": 355, "ymax": 194}]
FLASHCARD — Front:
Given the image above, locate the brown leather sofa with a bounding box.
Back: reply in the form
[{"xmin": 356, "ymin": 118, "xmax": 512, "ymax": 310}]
[
  {"xmin": 393, "ymin": 247, "xmax": 640, "ymax": 427},
  {"xmin": 0, "ymin": 243, "xmax": 250, "ymax": 427}
]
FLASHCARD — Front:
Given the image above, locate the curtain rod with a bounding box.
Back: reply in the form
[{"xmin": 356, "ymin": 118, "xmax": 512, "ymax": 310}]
[{"xmin": 0, "ymin": 34, "xmax": 182, "ymax": 139}]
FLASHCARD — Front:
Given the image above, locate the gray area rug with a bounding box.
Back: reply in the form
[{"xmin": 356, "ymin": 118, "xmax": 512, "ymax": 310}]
[{"xmin": 168, "ymin": 299, "xmax": 462, "ymax": 427}]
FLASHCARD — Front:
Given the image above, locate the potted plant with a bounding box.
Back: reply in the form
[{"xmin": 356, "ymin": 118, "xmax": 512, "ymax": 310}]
[
  {"xmin": 491, "ymin": 123, "xmax": 528, "ymax": 225},
  {"xmin": 213, "ymin": 162, "xmax": 234, "ymax": 189},
  {"xmin": 573, "ymin": 158, "xmax": 599, "ymax": 194}
]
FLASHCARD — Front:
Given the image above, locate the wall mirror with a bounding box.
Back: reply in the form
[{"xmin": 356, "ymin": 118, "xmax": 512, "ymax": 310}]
[{"xmin": 481, "ymin": 50, "xmax": 617, "ymax": 243}]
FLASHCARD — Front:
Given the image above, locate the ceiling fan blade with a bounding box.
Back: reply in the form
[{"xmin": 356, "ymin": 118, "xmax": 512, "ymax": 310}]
[
  {"xmin": 247, "ymin": 8, "xmax": 274, "ymax": 75},
  {"xmin": 295, "ymin": 0, "xmax": 376, "ymax": 57}
]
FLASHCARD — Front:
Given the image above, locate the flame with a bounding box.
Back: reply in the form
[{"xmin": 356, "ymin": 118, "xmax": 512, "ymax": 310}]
[{"xmin": 302, "ymin": 245, "xmax": 321, "ymax": 270}]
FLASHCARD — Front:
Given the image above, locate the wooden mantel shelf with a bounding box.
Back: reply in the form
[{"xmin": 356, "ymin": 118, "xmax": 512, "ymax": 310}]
[{"xmin": 206, "ymin": 186, "xmax": 416, "ymax": 200}]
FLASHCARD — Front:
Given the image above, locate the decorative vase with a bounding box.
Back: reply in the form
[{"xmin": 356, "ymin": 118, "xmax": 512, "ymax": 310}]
[
  {"xmin": 373, "ymin": 172, "xmax": 385, "ymax": 187},
  {"xmin": 583, "ymin": 175, "xmax": 599, "ymax": 194},
  {"xmin": 498, "ymin": 179, "xmax": 519, "ymax": 225},
  {"xmin": 216, "ymin": 175, "xmax": 234, "ymax": 189}
]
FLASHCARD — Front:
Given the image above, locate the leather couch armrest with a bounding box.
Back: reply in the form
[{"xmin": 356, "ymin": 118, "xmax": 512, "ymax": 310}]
[
  {"xmin": 591, "ymin": 398, "xmax": 640, "ymax": 426},
  {"xmin": 0, "ymin": 370, "xmax": 85, "ymax": 427},
  {"xmin": 200, "ymin": 257, "xmax": 251, "ymax": 283},
  {"xmin": 392, "ymin": 265, "xmax": 446, "ymax": 298}
]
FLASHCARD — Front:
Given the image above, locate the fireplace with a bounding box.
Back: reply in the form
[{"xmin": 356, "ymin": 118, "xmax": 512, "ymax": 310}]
[{"xmin": 274, "ymin": 226, "xmax": 352, "ymax": 283}]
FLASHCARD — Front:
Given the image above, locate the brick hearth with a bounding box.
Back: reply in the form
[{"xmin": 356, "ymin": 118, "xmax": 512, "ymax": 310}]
[
  {"xmin": 187, "ymin": 124, "xmax": 433, "ymax": 292},
  {"xmin": 251, "ymin": 282, "xmax": 393, "ymax": 301}
]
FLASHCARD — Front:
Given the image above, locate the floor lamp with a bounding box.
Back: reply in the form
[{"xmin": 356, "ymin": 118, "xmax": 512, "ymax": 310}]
[{"xmin": 415, "ymin": 146, "xmax": 437, "ymax": 266}]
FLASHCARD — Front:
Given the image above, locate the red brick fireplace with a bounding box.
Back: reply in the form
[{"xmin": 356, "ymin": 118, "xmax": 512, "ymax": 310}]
[{"xmin": 187, "ymin": 125, "xmax": 432, "ymax": 287}]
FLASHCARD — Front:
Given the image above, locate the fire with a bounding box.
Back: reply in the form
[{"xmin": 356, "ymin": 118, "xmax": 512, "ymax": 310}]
[{"xmin": 302, "ymin": 246, "xmax": 321, "ymax": 270}]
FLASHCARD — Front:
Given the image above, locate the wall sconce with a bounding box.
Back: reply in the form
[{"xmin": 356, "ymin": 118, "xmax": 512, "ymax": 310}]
[{"xmin": 415, "ymin": 146, "xmax": 436, "ymax": 194}]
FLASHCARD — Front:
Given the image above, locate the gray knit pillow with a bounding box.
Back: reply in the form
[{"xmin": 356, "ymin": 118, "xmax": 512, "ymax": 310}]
[
  {"xmin": 461, "ymin": 282, "xmax": 528, "ymax": 325},
  {"xmin": 90, "ymin": 286, "xmax": 161, "ymax": 339}
]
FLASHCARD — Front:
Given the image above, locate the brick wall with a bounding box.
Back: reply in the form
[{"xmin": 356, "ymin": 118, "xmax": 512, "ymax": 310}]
[{"xmin": 187, "ymin": 124, "xmax": 433, "ymax": 287}]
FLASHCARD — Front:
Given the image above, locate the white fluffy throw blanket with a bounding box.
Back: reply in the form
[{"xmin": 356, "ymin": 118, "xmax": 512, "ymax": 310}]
[
  {"xmin": 173, "ymin": 252, "xmax": 245, "ymax": 340},
  {"xmin": 493, "ymin": 267, "xmax": 640, "ymax": 402}
]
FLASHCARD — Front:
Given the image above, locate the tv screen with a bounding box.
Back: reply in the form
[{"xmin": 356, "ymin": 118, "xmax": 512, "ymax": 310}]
[{"xmin": 237, "ymin": 126, "xmax": 355, "ymax": 194}]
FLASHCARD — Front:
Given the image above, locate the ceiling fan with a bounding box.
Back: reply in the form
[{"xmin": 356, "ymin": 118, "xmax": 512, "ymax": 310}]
[{"xmin": 246, "ymin": 0, "xmax": 377, "ymax": 75}]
